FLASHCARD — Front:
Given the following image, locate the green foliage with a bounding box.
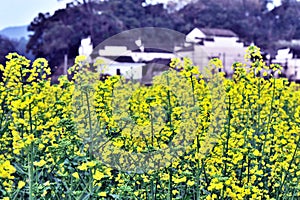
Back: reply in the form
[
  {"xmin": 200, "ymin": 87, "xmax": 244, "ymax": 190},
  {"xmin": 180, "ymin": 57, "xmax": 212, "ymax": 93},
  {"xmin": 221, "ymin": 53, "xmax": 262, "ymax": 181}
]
[
  {"xmin": 25, "ymin": 0, "xmax": 300, "ymax": 72},
  {"xmin": 0, "ymin": 36, "xmax": 16, "ymax": 65}
]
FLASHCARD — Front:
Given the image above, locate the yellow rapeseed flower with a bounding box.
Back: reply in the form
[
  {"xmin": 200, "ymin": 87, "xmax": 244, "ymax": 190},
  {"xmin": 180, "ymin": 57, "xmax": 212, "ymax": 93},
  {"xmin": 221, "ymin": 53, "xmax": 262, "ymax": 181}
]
[
  {"xmin": 72, "ymin": 172, "xmax": 79, "ymax": 179},
  {"xmin": 17, "ymin": 181, "xmax": 26, "ymax": 189}
]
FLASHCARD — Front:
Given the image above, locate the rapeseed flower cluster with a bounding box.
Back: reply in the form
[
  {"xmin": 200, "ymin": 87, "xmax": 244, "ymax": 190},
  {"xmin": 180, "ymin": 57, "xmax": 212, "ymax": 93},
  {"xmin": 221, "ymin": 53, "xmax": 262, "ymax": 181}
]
[{"xmin": 0, "ymin": 46, "xmax": 300, "ymax": 199}]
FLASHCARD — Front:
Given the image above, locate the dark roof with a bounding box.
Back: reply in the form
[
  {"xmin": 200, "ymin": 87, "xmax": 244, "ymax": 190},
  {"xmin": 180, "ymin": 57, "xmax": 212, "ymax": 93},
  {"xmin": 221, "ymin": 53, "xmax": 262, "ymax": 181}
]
[
  {"xmin": 200, "ymin": 28, "xmax": 238, "ymax": 37},
  {"xmin": 176, "ymin": 45, "xmax": 195, "ymax": 52},
  {"xmin": 100, "ymin": 56, "xmax": 135, "ymax": 63},
  {"xmin": 145, "ymin": 58, "xmax": 171, "ymax": 64},
  {"xmin": 140, "ymin": 48, "xmax": 173, "ymax": 53},
  {"xmin": 290, "ymin": 47, "xmax": 300, "ymax": 58}
]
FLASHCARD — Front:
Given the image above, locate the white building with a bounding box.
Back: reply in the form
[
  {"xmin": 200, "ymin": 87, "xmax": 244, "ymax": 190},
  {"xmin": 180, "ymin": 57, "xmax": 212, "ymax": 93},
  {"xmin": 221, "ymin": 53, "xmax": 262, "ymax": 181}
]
[
  {"xmin": 78, "ymin": 36, "xmax": 93, "ymax": 60},
  {"xmin": 272, "ymin": 47, "xmax": 300, "ymax": 81},
  {"xmin": 177, "ymin": 28, "xmax": 247, "ymax": 76},
  {"xmin": 96, "ymin": 56, "xmax": 145, "ymax": 80},
  {"xmin": 92, "ymin": 39, "xmax": 176, "ymax": 83}
]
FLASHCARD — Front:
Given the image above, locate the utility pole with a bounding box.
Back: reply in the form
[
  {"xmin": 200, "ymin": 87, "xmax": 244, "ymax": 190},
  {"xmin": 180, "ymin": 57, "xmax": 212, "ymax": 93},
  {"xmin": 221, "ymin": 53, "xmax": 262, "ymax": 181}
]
[{"xmin": 64, "ymin": 54, "xmax": 68, "ymax": 75}]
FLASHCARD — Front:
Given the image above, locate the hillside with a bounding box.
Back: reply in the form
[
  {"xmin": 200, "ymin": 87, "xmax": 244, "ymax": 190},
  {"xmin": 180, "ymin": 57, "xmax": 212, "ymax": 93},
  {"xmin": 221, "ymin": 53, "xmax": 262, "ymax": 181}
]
[{"xmin": 0, "ymin": 25, "xmax": 30, "ymax": 40}]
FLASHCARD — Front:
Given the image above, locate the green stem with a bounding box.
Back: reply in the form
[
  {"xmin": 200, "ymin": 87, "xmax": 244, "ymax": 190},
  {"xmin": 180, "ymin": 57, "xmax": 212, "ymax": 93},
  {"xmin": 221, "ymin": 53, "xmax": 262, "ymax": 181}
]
[
  {"xmin": 239, "ymin": 94, "xmax": 251, "ymax": 185},
  {"xmin": 247, "ymin": 149, "xmax": 251, "ymax": 184},
  {"xmin": 261, "ymin": 78, "xmax": 276, "ymax": 167},
  {"xmin": 223, "ymin": 96, "xmax": 231, "ymax": 177},
  {"xmin": 190, "ymin": 75, "xmax": 196, "ymax": 106},
  {"xmin": 196, "ymin": 131, "xmax": 202, "ymax": 199},
  {"xmin": 28, "ymin": 145, "xmax": 34, "ymax": 200},
  {"xmin": 28, "ymin": 103, "xmax": 34, "ymax": 200},
  {"xmin": 150, "ymin": 106, "xmax": 154, "ymax": 147},
  {"xmin": 196, "ymin": 161, "xmax": 201, "ymax": 200},
  {"xmin": 150, "ymin": 179, "xmax": 155, "ymax": 200},
  {"xmin": 166, "ymin": 73, "xmax": 172, "ymax": 127},
  {"xmin": 168, "ymin": 168, "xmax": 172, "ymax": 200},
  {"xmin": 255, "ymin": 78, "xmax": 261, "ymax": 139},
  {"xmin": 222, "ymin": 95, "xmax": 231, "ymax": 199},
  {"xmin": 85, "ymin": 91, "xmax": 94, "ymax": 195},
  {"xmin": 85, "ymin": 91, "xmax": 94, "ymax": 159},
  {"xmin": 276, "ymin": 135, "xmax": 300, "ymax": 199}
]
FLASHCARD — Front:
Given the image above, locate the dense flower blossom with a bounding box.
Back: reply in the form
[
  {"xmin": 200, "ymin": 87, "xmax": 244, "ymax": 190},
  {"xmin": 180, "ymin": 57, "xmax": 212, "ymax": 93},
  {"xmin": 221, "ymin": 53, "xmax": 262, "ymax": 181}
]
[{"xmin": 0, "ymin": 47, "xmax": 300, "ymax": 199}]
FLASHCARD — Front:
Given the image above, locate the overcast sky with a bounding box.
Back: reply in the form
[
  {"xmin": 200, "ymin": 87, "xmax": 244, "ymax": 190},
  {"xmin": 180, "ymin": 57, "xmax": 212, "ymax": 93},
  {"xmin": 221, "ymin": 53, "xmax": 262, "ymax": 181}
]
[
  {"xmin": 0, "ymin": 0, "xmax": 283, "ymax": 30},
  {"xmin": 0, "ymin": 0, "xmax": 74, "ymax": 30}
]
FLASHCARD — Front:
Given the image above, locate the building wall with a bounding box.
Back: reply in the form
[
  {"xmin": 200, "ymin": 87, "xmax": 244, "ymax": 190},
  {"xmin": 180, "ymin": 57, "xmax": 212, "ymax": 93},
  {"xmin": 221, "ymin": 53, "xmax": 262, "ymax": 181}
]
[
  {"xmin": 186, "ymin": 28, "xmax": 206, "ymax": 43},
  {"xmin": 283, "ymin": 59, "xmax": 300, "ymax": 81},
  {"xmin": 178, "ymin": 45, "xmax": 247, "ymax": 76}
]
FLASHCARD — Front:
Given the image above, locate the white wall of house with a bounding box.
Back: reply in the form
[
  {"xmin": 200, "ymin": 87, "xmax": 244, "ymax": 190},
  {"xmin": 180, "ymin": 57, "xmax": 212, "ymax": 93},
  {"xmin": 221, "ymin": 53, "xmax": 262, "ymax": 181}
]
[
  {"xmin": 285, "ymin": 59, "xmax": 300, "ymax": 80},
  {"xmin": 186, "ymin": 28, "xmax": 206, "ymax": 43},
  {"xmin": 208, "ymin": 37, "xmax": 244, "ymax": 48},
  {"xmin": 200, "ymin": 46, "xmax": 246, "ymax": 75},
  {"xmin": 98, "ymin": 46, "xmax": 176, "ymax": 62},
  {"xmin": 272, "ymin": 48, "xmax": 300, "ymax": 81},
  {"xmin": 273, "ymin": 48, "xmax": 293, "ymax": 63},
  {"xmin": 131, "ymin": 52, "xmax": 175, "ymax": 62},
  {"xmin": 99, "ymin": 46, "xmax": 132, "ymax": 57},
  {"xmin": 178, "ymin": 28, "xmax": 247, "ymax": 76},
  {"xmin": 183, "ymin": 29, "xmax": 300, "ymax": 82},
  {"xmin": 93, "ymin": 45, "xmax": 177, "ymax": 82},
  {"xmin": 78, "ymin": 36, "xmax": 93, "ymax": 58},
  {"xmin": 97, "ymin": 61, "xmax": 145, "ymax": 80},
  {"xmin": 177, "ymin": 45, "xmax": 246, "ymax": 76}
]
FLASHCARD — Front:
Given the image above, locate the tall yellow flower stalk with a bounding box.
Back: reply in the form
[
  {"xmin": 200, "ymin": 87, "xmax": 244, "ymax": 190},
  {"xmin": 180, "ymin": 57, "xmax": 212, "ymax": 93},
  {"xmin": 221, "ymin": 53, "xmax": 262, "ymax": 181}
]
[{"xmin": 1, "ymin": 46, "xmax": 300, "ymax": 199}]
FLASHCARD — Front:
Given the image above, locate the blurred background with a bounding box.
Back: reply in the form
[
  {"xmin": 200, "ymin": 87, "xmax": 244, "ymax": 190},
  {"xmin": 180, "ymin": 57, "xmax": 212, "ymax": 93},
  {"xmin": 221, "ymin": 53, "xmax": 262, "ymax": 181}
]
[{"xmin": 0, "ymin": 0, "xmax": 300, "ymax": 83}]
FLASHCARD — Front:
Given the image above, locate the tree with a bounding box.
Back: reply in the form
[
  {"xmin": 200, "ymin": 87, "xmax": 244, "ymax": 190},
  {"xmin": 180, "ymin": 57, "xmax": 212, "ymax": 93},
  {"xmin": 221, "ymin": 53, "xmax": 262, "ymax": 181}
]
[
  {"xmin": 253, "ymin": 1, "xmax": 300, "ymax": 56},
  {"xmin": 0, "ymin": 36, "xmax": 17, "ymax": 82},
  {"xmin": 26, "ymin": 0, "xmax": 300, "ymax": 72},
  {"xmin": 27, "ymin": 0, "xmax": 175, "ymax": 71},
  {"xmin": 27, "ymin": 2, "xmax": 124, "ymax": 71},
  {"xmin": 0, "ymin": 36, "xmax": 16, "ymax": 65},
  {"xmin": 174, "ymin": 0, "xmax": 262, "ymax": 35}
]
